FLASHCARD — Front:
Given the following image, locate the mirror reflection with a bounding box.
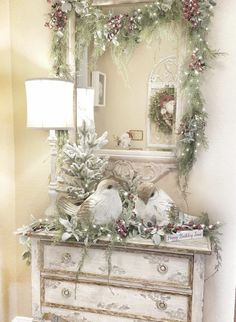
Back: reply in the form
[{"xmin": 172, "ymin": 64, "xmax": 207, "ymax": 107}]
[{"xmin": 90, "ymin": 20, "xmax": 182, "ymax": 151}]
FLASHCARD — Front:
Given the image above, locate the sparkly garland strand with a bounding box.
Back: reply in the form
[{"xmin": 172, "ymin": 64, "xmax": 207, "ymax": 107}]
[
  {"xmin": 16, "ymin": 210, "xmax": 222, "ymax": 278},
  {"xmin": 45, "ymin": 0, "xmax": 218, "ymax": 184}
]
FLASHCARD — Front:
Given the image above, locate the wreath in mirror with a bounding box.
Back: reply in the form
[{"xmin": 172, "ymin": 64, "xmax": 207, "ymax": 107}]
[
  {"xmin": 45, "ymin": 0, "xmax": 218, "ymax": 187},
  {"xmin": 149, "ymin": 86, "xmax": 176, "ymax": 135}
]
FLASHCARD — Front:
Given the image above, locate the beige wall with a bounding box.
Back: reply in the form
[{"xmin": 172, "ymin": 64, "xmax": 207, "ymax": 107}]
[
  {"xmin": 0, "ymin": 0, "xmax": 52, "ymax": 320},
  {"xmin": 0, "ymin": 0, "xmax": 235, "ymax": 321},
  {"xmin": 10, "ymin": 0, "xmax": 52, "ymax": 319},
  {"xmin": 0, "ymin": 1, "xmax": 16, "ymax": 321},
  {"xmin": 189, "ymin": 1, "xmax": 236, "ymax": 321}
]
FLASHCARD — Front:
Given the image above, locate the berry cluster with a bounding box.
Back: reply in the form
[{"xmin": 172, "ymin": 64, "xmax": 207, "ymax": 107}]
[
  {"xmin": 182, "ymin": 0, "xmax": 200, "ymax": 27},
  {"xmin": 107, "ymin": 14, "xmax": 138, "ymax": 41},
  {"xmin": 45, "ymin": 2, "xmax": 67, "ymax": 31},
  {"xmin": 116, "ymin": 220, "xmax": 128, "ymax": 238},
  {"xmin": 189, "ymin": 53, "xmax": 206, "ymax": 72},
  {"xmin": 107, "ymin": 14, "xmax": 124, "ymax": 41}
]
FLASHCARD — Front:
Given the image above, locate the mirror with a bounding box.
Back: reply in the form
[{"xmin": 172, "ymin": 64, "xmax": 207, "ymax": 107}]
[
  {"xmin": 88, "ymin": 3, "xmax": 185, "ymax": 152},
  {"xmin": 46, "ymin": 0, "xmax": 215, "ymax": 188}
]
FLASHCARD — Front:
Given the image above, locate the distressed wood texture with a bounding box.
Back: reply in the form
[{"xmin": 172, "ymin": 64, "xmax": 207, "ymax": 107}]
[
  {"xmin": 103, "ymin": 153, "xmax": 176, "ymax": 183},
  {"xmin": 31, "ymin": 238, "xmax": 44, "ymax": 322},
  {"xmin": 31, "ymin": 234, "xmax": 211, "ymax": 322},
  {"xmin": 43, "ymin": 278, "xmax": 189, "ymax": 321},
  {"xmin": 191, "ymin": 255, "xmax": 205, "ymax": 322},
  {"xmin": 43, "ymin": 244, "xmax": 193, "ymax": 288}
]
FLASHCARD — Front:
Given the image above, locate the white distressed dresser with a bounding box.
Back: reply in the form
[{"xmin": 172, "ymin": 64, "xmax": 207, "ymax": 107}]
[{"xmin": 31, "ymin": 233, "xmax": 211, "ymax": 322}]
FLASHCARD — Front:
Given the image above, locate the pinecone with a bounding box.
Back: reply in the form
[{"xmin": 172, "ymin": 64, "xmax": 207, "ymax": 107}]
[
  {"xmin": 189, "ymin": 53, "xmax": 206, "ymax": 72},
  {"xmin": 45, "ymin": 3, "xmax": 67, "ymax": 31},
  {"xmin": 107, "ymin": 14, "xmax": 124, "ymax": 41},
  {"xmin": 182, "ymin": 0, "xmax": 200, "ymax": 27}
]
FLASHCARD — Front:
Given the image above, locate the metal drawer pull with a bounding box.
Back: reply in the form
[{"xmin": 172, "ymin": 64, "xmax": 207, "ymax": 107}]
[
  {"xmin": 157, "ymin": 263, "xmax": 168, "ymax": 274},
  {"xmin": 61, "ymin": 288, "xmax": 71, "ymax": 298},
  {"xmin": 61, "ymin": 253, "xmax": 72, "ymax": 264},
  {"xmin": 156, "ymin": 300, "xmax": 167, "ymax": 311}
]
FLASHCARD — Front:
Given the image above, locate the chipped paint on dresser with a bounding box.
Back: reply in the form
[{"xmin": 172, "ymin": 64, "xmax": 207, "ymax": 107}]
[{"xmin": 31, "ymin": 234, "xmax": 211, "ymax": 322}]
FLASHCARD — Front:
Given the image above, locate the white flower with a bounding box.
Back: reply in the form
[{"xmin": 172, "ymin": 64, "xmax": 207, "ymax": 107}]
[
  {"xmin": 118, "ymin": 132, "xmax": 132, "ymax": 149},
  {"xmin": 165, "ymin": 100, "xmax": 175, "ymax": 114},
  {"xmin": 56, "ymin": 31, "xmax": 64, "ymax": 38},
  {"xmin": 161, "ymin": 108, "xmax": 167, "ymax": 115},
  {"xmin": 61, "ymin": 2, "xmax": 72, "ymax": 12}
]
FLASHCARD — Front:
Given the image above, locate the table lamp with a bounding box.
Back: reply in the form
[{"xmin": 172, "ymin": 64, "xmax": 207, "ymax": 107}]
[{"xmin": 25, "ymin": 78, "xmax": 94, "ymax": 217}]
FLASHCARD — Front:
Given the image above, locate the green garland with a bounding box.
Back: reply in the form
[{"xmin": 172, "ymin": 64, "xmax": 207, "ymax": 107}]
[
  {"xmin": 177, "ymin": 108, "xmax": 208, "ymax": 178},
  {"xmin": 149, "ymin": 86, "xmax": 176, "ymax": 135},
  {"xmin": 16, "ymin": 208, "xmax": 222, "ymax": 279},
  {"xmin": 16, "ymin": 166, "xmax": 222, "ymax": 278},
  {"xmin": 45, "ymin": 0, "xmax": 218, "ymax": 184}
]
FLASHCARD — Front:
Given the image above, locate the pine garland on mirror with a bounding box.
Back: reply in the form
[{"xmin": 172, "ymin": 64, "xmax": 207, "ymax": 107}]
[{"xmin": 45, "ymin": 0, "xmax": 218, "ymax": 186}]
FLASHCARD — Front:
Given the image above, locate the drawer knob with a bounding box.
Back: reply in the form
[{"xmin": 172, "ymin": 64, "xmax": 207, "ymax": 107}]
[
  {"xmin": 156, "ymin": 300, "xmax": 167, "ymax": 311},
  {"xmin": 61, "ymin": 253, "xmax": 72, "ymax": 264},
  {"xmin": 61, "ymin": 288, "xmax": 71, "ymax": 298},
  {"xmin": 157, "ymin": 263, "xmax": 168, "ymax": 274}
]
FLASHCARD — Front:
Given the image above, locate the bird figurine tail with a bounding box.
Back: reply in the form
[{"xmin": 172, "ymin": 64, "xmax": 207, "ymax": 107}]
[{"xmin": 57, "ymin": 197, "xmax": 80, "ymax": 217}]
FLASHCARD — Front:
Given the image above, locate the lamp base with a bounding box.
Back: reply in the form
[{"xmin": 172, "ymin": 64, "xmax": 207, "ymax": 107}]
[
  {"xmin": 45, "ymin": 130, "xmax": 58, "ymax": 218},
  {"xmin": 45, "ymin": 182, "xmax": 58, "ymax": 218}
]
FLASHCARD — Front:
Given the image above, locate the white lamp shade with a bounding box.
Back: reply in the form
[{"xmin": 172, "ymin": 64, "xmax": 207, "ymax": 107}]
[
  {"xmin": 25, "ymin": 78, "xmax": 74, "ymax": 129},
  {"xmin": 25, "ymin": 78, "xmax": 94, "ymax": 129}
]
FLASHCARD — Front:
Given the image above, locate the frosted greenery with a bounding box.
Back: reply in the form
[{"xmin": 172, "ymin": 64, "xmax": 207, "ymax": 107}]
[
  {"xmin": 16, "ymin": 206, "xmax": 222, "ymax": 279},
  {"xmin": 57, "ymin": 121, "xmax": 108, "ymax": 203}
]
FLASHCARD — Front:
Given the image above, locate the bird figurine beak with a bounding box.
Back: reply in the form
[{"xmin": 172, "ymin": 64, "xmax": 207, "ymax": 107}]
[
  {"xmin": 137, "ymin": 182, "xmax": 156, "ymax": 205},
  {"xmin": 141, "ymin": 196, "xmax": 149, "ymax": 205}
]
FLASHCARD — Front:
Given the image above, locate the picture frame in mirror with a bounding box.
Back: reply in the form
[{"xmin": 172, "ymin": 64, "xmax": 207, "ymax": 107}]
[
  {"xmin": 147, "ymin": 82, "xmax": 177, "ymax": 149},
  {"xmin": 92, "ymin": 71, "xmax": 106, "ymax": 107}
]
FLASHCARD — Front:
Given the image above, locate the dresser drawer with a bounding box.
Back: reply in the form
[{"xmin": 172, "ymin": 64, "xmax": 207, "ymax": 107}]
[
  {"xmin": 43, "ymin": 243, "xmax": 192, "ymax": 288},
  {"xmin": 43, "ymin": 278, "xmax": 190, "ymax": 322},
  {"xmin": 47, "ymin": 309, "xmax": 170, "ymax": 322}
]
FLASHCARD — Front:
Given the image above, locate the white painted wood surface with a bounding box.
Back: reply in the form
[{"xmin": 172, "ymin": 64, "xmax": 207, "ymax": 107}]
[
  {"xmin": 31, "ymin": 238, "xmax": 43, "ymax": 322},
  {"xmin": 31, "ymin": 234, "xmax": 211, "ymax": 322},
  {"xmin": 191, "ymin": 254, "xmax": 205, "ymax": 322},
  {"xmin": 42, "ymin": 307, "xmax": 156, "ymax": 322},
  {"xmin": 43, "ymin": 244, "xmax": 192, "ymax": 288},
  {"xmin": 44, "ymin": 278, "xmax": 189, "ymax": 321}
]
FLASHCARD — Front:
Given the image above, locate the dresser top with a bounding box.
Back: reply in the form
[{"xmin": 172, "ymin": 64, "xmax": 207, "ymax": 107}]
[{"xmin": 31, "ymin": 232, "xmax": 212, "ymax": 255}]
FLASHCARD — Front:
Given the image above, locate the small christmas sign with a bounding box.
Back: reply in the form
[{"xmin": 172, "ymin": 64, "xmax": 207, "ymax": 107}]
[{"xmin": 165, "ymin": 229, "xmax": 204, "ymax": 243}]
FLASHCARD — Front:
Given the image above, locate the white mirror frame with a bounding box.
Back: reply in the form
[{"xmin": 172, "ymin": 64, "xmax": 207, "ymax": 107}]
[
  {"xmin": 147, "ymin": 55, "xmax": 178, "ymax": 149},
  {"xmin": 100, "ymin": 149, "xmax": 176, "ymax": 183}
]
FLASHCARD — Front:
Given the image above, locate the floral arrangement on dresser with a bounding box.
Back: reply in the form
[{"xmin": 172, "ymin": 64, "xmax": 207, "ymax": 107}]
[{"xmin": 16, "ymin": 122, "xmax": 222, "ymax": 280}]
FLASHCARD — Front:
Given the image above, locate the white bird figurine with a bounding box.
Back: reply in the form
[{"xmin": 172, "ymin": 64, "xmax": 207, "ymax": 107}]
[
  {"xmin": 58, "ymin": 179, "xmax": 122, "ymax": 226},
  {"xmin": 134, "ymin": 182, "xmax": 174, "ymax": 225}
]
